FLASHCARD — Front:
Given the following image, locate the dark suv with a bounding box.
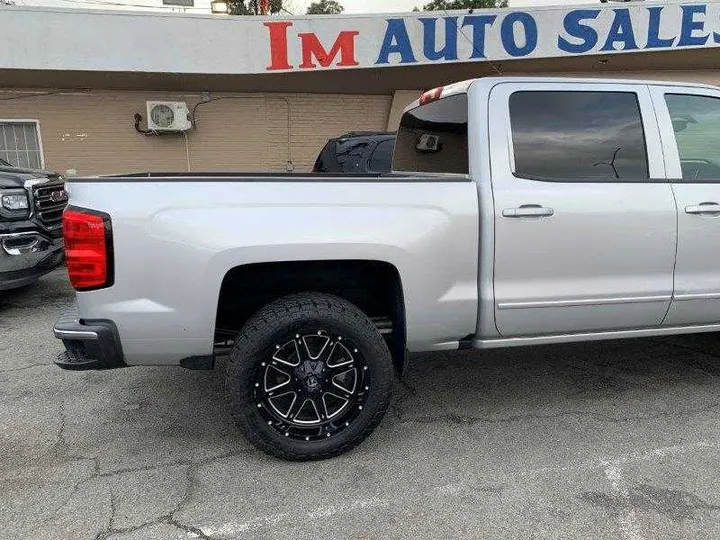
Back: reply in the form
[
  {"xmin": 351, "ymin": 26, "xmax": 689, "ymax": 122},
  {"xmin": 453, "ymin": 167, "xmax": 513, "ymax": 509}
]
[
  {"xmin": 313, "ymin": 132, "xmax": 395, "ymax": 174},
  {"xmin": 0, "ymin": 158, "xmax": 67, "ymax": 291}
]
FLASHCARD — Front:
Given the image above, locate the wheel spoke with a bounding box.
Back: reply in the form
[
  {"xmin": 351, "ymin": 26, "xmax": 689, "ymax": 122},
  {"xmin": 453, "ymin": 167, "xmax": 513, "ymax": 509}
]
[
  {"xmin": 273, "ymin": 341, "xmax": 301, "ymax": 367},
  {"xmin": 264, "ymin": 365, "xmax": 291, "ymax": 392},
  {"xmin": 268, "ymin": 391, "xmax": 298, "ymax": 418},
  {"xmin": 302, "ymin": 334, "xmax": 331, "ymax": 361},
  {"xmin": 331, "ymin": 367, "xmax": 358, "ymax": 394},
  {"xmin": 293, "ymin": 398, "xmax": 322, "ymax": 424},
  {"xmin": 322, "ymin": 392, "xmax": 350, "ymax": 418},
  {"xmin": 326, "ymin": 341, "xmax": 354, "ymax": 369}
]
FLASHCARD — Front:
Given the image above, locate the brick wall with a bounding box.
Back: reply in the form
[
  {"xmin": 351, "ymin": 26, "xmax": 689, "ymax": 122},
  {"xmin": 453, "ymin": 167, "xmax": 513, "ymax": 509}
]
[{"xmin": 0, "ymin": 90, "xmax": 393, "ymax": 176}]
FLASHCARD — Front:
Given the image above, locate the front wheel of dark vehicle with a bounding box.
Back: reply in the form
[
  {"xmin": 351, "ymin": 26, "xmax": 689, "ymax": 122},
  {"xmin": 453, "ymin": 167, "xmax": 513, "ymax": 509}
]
[{"xmin": 225, "ymin": 293, "xmax": 394, "ymax": 461}]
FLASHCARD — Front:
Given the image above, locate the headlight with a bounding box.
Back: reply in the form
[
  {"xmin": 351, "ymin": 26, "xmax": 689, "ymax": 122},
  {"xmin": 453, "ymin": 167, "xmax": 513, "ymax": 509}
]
[
  {"xmin": 1, "ymin": 193, "xmax": 29, "ymax": 211},
  {"xmin": 0, "ymin": 189, "xmax": 30, "ymax": 220}
]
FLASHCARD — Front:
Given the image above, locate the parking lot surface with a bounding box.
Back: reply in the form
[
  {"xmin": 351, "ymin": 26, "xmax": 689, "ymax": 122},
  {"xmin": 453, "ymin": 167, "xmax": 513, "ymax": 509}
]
[{"xmin": 2, "ymin": 269, "xmax": 720, "ymax": 539}]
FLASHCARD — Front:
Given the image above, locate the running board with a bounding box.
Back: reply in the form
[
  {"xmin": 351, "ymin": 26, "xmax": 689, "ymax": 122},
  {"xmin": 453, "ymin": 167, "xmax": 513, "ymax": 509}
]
[
  {"xmin": 473, "ymin": 323, "xmax": 720, "ymax": 349},
  {"xmin": 372, "ymin": 316, "xmax": 393, "ymax": 335}
]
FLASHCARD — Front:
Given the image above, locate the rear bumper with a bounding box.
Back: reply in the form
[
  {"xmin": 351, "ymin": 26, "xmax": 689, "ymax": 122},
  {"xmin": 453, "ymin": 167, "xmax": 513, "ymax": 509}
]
[
  {"xmin": 0, "ymin": 231, "xmax": 64, "ymax": 290},
  {"xmin": 53, "ymin": 304, "xmax": 126, "ymax": 371}
]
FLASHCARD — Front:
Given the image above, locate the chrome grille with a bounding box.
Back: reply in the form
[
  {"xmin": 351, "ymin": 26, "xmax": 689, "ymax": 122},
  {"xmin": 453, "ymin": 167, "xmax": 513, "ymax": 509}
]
[{"xmin": 33, "ymin": 182, "xmax": 68, "ymax": 229}]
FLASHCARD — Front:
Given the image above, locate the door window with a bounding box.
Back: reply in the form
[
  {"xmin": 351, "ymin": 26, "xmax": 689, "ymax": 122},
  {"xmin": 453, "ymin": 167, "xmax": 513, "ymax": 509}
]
[
  {"xmin": 509, "ymin": 92, "xmax": 649, "ymax": 181},
  {"xmin": 665, "ymin": 94, "xmax": 720, "ymax": 181}
]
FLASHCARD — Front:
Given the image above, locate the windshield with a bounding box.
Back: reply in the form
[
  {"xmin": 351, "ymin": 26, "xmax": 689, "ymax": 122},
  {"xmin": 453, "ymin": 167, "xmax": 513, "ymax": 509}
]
[{"xmin": 0, "ymin": 157, "xmax": 12, "ymax": 167}]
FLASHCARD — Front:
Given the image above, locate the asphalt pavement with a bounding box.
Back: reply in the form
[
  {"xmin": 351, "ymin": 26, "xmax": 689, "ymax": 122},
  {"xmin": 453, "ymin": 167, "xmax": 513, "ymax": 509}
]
[{"xmin": 2, "ymin": 269, "xmax": 720, "ymax": 539}]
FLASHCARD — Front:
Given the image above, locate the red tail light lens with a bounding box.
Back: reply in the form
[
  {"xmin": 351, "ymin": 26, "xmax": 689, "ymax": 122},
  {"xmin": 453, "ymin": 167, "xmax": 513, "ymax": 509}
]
[{"xmin": 63, "ymin": 208, "xmax": 113, "ymax": 291}]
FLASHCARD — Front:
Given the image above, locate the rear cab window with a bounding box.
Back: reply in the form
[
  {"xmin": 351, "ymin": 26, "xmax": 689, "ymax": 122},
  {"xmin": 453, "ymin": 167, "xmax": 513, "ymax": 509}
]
[{"xmin": 393, "ymin": 94, "xmax": 469, "ymax": 174}]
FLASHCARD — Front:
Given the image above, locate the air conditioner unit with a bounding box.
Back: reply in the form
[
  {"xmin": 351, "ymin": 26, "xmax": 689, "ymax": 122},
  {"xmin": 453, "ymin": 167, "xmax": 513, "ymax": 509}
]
[{"xmin": 146, "ymin": 101, "xmax": 192, "ymax": 132}]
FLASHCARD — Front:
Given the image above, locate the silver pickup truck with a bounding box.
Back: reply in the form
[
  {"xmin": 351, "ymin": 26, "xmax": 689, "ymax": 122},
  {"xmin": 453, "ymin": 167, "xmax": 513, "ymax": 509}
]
[{"xmin": 54, "ymin": 77, "xmax": 720, "ymax": 460}]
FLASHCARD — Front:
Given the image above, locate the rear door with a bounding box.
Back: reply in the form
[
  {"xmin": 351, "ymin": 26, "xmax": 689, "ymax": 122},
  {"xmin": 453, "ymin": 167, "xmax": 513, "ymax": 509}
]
[
  {"xmin": 651, "ymin": 86, "xmax": 720, "ymax": 325},
  {"xmin": 489, "ymin": 82, "xmax": 677, "ymax": 337}
]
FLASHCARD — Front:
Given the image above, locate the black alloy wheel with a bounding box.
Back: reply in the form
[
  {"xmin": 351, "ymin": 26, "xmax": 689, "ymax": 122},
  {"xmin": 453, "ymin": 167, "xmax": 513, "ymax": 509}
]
[{"xmin": 255, "ymin": 331, "xmax": 369, "ymax": 441}]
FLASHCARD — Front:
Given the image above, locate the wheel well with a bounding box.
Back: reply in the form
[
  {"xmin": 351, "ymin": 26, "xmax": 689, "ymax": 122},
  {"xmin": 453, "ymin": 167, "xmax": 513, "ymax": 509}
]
[{"xmin": 215, "ymin": 260, "xmax": 407, "ymax": 373}]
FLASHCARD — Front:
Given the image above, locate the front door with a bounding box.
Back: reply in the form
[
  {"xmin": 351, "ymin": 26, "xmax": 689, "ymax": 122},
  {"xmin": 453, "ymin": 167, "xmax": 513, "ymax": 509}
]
[
  {"xmin": 489, "ymin": 82, "xmax": 677, "ymax": 337},
  {"xmin": 651, "ymin": 87, "xmax": 720, "ymax": 326}
]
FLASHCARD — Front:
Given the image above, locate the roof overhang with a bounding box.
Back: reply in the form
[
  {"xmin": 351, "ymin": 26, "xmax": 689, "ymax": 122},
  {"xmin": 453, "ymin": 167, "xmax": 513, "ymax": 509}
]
[
  {"xmin": 0, "ymin": 48, "xmax": 718, "ymax": 94},
  {"xmin": 0, "ymin": 2, "xmax": 719, "ymax": 91}
]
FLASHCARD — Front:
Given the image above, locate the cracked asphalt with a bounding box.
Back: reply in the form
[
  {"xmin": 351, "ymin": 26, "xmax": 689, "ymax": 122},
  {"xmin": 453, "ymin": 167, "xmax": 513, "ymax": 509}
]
[{"xmin": 3, "ymin": 269, "xmax": 720, "ymax": 539}]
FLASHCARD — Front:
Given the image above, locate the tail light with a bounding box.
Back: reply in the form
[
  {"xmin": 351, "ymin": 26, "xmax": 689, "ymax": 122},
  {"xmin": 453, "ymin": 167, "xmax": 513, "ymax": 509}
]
[
  {"xmin": 63, "ymin": 207, "xmax": 114, "ymax": 291},
  {"xmin": 419, "ymin": 87, "xmax": 444, "ymax": 105}
]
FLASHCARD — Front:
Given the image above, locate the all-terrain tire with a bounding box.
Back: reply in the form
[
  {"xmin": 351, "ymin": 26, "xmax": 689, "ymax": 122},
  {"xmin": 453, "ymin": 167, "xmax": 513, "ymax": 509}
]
[{"xmin": 225, "ymin": 292, "xmax": 394, "ymax": 461}]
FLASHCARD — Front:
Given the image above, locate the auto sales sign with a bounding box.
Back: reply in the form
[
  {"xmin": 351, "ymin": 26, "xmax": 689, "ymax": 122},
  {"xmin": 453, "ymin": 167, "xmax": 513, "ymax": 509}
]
[{"xmin": 262, "ymin": 2, "xmax": 720, "ymax": 72}]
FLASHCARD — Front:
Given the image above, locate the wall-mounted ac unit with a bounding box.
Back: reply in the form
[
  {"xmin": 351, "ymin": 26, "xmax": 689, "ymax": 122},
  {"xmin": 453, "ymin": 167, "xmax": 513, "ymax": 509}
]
[{"xmin": 146, "ymin": 101, "xmax": 192, "ymax": 132}]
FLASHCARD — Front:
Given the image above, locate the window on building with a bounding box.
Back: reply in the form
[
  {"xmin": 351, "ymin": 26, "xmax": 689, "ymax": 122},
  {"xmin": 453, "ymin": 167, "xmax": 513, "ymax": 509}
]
[
  {"xmin": 509, "ymin": 91, "xmax": 649, "ymax": 181},
  {"xmin": 393, "ymin": 94, "xmax": 469, "ymax": 175},
  {"xmin": 368, "ymin": 139, "xmax": 394, "ymax": 173},
  {"xmin": 665, "ymin": 94, "xmax": 720, "ymax": 181},
  {"xmin": 0, "ymin": 121, "xmax": 43, "ymax": 169}
]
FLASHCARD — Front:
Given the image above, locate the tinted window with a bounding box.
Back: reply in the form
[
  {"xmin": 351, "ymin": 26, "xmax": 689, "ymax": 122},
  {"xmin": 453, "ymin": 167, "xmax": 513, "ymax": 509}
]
[
  {"xmin": 313, "ymin": 140, "xmax": 369, "ymax": 173},
  {"xmin": 313, "ymin": 142, "xmax": 338, "ymax": 172},
  {"xmin": 368, "ymin": 139, "xmax": 394, "ymax": 172},
  {"xmin": 510, "ymin": 92, "xmax": 649, "ymax": 181},
  {"xmin": 339, "ymin": 141, "xmax": 368, "ymax": 172},
  {"xmin": 393, "ymin": 94, "xmax": 468, "ymax": 174},
  {"xmin": 665, "ymin": 94, "xmax": 720, "ymax": 181}
]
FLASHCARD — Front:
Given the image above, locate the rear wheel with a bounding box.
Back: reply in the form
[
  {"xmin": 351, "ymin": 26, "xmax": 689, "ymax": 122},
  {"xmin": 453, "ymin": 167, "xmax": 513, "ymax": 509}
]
[{"xmin": 225, "ymin": 292, "xmax": 393, "ymax": 461}]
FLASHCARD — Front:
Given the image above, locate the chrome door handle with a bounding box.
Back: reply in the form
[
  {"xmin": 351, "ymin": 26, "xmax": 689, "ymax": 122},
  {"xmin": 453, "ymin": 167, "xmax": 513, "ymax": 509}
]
[
  {"xmin": 502, "ymin": 205, "xmax": 555, "ymax": 218},
  {"xmin": 685, "ymin": 202, "xmax": 720, "ymax": 215}
]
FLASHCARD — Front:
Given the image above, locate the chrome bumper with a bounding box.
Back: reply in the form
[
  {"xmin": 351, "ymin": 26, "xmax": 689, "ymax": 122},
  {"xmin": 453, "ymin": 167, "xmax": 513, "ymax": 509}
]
[
  {"xmin": 0, "ymin": 231, "xmax": 62, "ymax": 262},
  {"xmin": 0, "ymin": 231, "xmax": 64, "ymax": 290}
]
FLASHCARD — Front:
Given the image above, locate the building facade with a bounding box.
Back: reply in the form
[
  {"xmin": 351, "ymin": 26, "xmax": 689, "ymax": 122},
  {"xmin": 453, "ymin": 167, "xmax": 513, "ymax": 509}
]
[{"xmin": 1, "ymin": 3, "xmax": 720, "ymax": 176}]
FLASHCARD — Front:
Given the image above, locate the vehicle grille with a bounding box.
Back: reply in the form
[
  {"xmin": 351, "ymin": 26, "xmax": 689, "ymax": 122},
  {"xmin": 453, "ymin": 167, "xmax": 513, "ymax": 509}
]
[{"xmin": 33, "ymin": 181, "xmax": 68, "ymax": 230}]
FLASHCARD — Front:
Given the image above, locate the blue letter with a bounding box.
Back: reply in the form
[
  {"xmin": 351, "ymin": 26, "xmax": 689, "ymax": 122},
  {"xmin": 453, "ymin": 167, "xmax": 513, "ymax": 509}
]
[
  {"xmin": 501, "ymin": 12, "xmax": 538, "ymax": 57},
  {"xmin": 558, "ymin": 9, "xmax": 600, "ymax": 53},
  {"xmin": 462, "ymin": 15, "xmax": 497, "ymax": 59},
  {"xmin": 646, "ymin": 7, "xmax": 676, "ymax": 48},
  {"xmin": 420, "ymin": 17, "xmax": 458, "ymax": 61},
  {"xmin": 376, "ymin": 19, "xmax": 417, "ymax": 64},
  {"xmin": 601, "ymin": 9, "xmax": 638, "ymax": 51},
  {"xmin": 678, "ymin": 5, "xmax": 709, "ymax": 46}
]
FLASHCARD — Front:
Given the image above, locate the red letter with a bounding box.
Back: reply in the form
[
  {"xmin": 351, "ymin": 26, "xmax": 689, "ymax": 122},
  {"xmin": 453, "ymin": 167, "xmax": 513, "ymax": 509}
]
[
  {"xmin": 265, "ymin": 21, "xmax": 293, "ymax": 71},
  {"xmin": 298, "ymin": 31, "xmax": 360, "ymax": 69}
]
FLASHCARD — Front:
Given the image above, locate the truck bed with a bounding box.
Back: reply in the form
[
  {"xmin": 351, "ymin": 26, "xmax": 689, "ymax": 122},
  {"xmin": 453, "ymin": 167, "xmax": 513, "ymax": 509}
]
[{"xmin": 66, "ymin": 173, "xmax": 480, "ymax": 365}]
